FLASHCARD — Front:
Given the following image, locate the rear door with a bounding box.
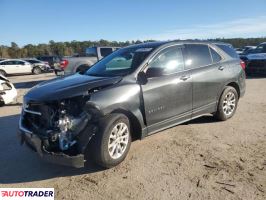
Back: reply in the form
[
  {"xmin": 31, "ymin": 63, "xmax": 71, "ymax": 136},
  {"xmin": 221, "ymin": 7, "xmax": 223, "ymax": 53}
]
[
  {"xmin": 184, "ymin": 44, "xmax": 225, "ymax": 117},
  {"xmin": 141, "ymin": 45, "xmax": 192, "ymax": 133}
]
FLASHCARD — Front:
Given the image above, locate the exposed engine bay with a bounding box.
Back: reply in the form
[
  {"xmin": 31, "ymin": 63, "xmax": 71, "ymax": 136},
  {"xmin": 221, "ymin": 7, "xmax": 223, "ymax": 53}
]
[{"xmin": 20, "ymin": 96, "xmax": 98, "ymax": 163}]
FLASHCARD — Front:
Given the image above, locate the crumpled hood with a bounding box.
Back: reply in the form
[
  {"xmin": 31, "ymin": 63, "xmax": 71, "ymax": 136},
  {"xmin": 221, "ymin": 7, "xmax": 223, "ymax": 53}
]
[{"xmin": 25, "ymin": 73, "xmax": 122, "ymax": 101}]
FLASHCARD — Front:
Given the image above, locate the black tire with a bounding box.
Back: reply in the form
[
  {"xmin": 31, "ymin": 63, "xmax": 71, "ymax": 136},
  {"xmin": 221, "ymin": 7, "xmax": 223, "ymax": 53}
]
[
  {"xmin": 215, "ymin": 86, "xmax": 239, "ymax": 121},
  {"xmin": 0, "ymin": 70, "xmax": 7, "ymax": 77},
  {"xmin": 90, "ymin": 113, "xmax": 131, "ymax": 168},
  {"xmin": 32, "ymin": 67, "xmax": 42, "ymax": 75}
]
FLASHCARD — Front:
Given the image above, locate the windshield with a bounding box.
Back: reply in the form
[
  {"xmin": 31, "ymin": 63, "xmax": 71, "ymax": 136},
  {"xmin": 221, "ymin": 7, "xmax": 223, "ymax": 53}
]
[{"xmin": 85, "ymin": 47, "xmax": 154, "ymax": 76}]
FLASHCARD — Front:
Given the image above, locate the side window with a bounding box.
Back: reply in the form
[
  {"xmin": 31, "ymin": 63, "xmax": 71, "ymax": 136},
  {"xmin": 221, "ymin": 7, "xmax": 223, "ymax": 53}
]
[
  {"xmin": 5, "ymin": 61, "xmax": 15, "ymax": 65},
  {"xmin": 16, "ymin": 61, "xmax": 25, "ymax": 65},
  {"xmin": 185, "ymin": 44, "xmax": 212, "ymax": 69},
  {"xmin": 210, "ymin": 48, "xmax": 222, "ymax": 63},
  {"xmin": 100, "ymin": 48, "xmax": 113, "ymax": 57},
  {"xmin": 148, "ymin": 46, "xmax": 185, "ymax": 75}
]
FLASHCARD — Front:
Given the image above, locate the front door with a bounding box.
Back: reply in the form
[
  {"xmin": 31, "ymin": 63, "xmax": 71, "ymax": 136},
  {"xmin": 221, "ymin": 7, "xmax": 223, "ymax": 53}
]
[{"xmin": 141, "ymin": 45, "xmax": 192, "ymax": 134}]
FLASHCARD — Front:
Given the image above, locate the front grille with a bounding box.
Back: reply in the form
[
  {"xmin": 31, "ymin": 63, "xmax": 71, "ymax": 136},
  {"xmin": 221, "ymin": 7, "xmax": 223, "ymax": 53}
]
[{"xmin": 22, "ymin": 102, "xmax": 58, "ymax": 136}]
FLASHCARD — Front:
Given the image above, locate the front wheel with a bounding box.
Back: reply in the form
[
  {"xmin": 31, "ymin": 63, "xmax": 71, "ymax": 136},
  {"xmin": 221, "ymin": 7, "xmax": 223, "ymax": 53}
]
[
  {"xmin": 0, "ymin": 70, "xmax": 7, "ymax": 77},
  {"xmin": 215, "ymin": 86, "xmax": 239, "ymax": 121},
  {"xmin": 90, "ymin": 113, "xmax": 131, "ymax": 168}
]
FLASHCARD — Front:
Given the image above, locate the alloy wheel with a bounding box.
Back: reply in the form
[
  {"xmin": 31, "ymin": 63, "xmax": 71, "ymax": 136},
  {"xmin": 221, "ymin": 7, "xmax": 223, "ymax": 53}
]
[
  {"xmin": 108, "ymin": 122, "xmax": 129, "ymax": 159},
  {"xmin": 222, "ymin": 92, "xmax": 236, "ymax": 116}
]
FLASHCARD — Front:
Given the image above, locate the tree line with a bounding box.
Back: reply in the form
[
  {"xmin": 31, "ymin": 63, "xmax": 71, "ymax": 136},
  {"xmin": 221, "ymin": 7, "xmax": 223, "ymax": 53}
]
[{"xmin": 1, "ymin": 37, "xmax": 266, "ymax": 58}]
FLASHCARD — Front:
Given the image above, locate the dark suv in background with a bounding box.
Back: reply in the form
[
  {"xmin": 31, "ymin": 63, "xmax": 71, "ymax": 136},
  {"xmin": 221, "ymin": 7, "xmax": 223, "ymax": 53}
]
[
  {"xmin": 19, "ymin": 41, "xmax": 245, "ymax": 168},
  {"xmin": 36, "ymin": 55, "xmax": 61, "ymax": 71}
]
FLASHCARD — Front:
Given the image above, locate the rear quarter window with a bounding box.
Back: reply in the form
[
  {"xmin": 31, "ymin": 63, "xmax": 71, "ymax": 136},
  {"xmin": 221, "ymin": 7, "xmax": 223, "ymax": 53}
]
[
  {"xmin": 210, "ymin": 48, "xmax": 222, "ymax": 63},
  {"xmin": 216, "ymin": 44, "xmax": 239, "ymax": 58}
]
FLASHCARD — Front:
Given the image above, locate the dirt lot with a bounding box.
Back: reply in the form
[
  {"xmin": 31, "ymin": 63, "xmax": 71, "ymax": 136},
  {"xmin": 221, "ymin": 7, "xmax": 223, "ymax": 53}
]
[{"xmin": 0, "ymin": 74, "xmax": 265, "ymax": 200}]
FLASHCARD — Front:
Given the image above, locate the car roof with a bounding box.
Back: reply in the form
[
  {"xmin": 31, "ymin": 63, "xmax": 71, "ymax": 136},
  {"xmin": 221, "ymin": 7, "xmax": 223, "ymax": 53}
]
[
  {"xmin": 126, "ymin": 40, "xmax": 232, "ymax": 49},
  {"xmin": 87, "ymin": 46, "xmax": 119, "ymax": 48},
  {"xmin": 0, "ymin": 58, "xmax": 26, "ymax": 62}
]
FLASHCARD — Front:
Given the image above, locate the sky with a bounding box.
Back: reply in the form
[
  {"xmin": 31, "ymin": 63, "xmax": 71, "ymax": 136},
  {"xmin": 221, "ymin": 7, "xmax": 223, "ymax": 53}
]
[{"xmin": 1, "ymin": 0, "xmax": 266, "ymax": 46}]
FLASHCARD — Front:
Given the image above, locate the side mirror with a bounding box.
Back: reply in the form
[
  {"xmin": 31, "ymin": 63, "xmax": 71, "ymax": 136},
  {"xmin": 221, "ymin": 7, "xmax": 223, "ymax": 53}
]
[
  {"xmin": 146, "ymin": 67, "xmax": 163, "ymax": 78},
  {"xmin": 137, "ymin": 71, "xmax": 148, "ymax": 85}
]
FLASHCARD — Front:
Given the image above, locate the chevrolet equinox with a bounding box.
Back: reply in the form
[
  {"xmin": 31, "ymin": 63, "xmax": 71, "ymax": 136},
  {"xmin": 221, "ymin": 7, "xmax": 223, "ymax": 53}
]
[{"xmin": 18, "ymin": 41, "xmax": 246, "ymax": 168}]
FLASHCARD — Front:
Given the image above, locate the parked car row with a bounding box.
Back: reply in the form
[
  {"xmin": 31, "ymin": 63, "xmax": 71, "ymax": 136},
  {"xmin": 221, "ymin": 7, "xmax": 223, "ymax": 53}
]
[
  {"xmin": 240, "ymin": 42, "xmax": 266, "ymax": 76},
  {"xmin": 235, "ymin": 46, "xmax": 256, "ymax": 55}
]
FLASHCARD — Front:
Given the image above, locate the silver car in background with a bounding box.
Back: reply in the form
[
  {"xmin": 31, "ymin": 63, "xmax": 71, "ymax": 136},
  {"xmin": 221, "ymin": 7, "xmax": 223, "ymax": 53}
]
[{"xmin": 23, "ymin": 58, "xmax": 51, "ymax": 74}]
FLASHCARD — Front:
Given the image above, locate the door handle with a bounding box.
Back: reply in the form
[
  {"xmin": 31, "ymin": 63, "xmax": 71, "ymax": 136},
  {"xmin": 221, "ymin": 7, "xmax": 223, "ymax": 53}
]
[
  {"xmin": 218, "ymin": 66, "xmax": 224, "ymax": 71},
  {"xmin": 180, "ymin": 75, "xmax": 190, "ymax": 81}
]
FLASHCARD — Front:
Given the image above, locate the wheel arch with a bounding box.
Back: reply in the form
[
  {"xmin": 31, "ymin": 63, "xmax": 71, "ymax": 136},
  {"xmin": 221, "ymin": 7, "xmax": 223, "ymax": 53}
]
[
  {"xmin": 110, "ymin": 108, "xmax": 143, "ymax": 141},
  {"xmin": 226, "ymin": 82, "xmax": 240, "ymax": 98},
  {"xmin": 0, "ymin": 69, "xmax": 7, "ymax": 76},
  {"xmin": 32, "ymin": 66, "xmax": 42, "ymax": 71}
]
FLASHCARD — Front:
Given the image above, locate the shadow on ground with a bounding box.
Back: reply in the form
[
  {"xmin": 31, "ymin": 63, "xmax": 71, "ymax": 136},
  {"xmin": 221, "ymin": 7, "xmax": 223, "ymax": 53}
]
[
  {"xmin": 0, "ymin": 114, "xmax": 104, "ymax": 184},
  {"xmin": 0, "ymin": 109, "xmax": 220, "ymax": 185},
  {"xmin": 246, "ymin": 75, "xmax": 266, "ymax": 79}
]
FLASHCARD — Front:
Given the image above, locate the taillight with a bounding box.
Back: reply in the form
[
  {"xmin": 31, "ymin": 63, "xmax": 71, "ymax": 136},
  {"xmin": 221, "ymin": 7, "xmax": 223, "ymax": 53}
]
[
  {"xmin": 60, "ymin": 60, "xmax": 69, "ymax": 69},
  {"xmin": 240, "ymin": 60, "xmax": 246, "ymax": 70}
]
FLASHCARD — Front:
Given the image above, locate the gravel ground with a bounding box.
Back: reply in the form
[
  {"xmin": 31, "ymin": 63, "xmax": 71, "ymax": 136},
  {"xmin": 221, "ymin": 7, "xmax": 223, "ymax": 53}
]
[{"xmin": 0, "ymin": 74, "xmax": 265, "ymax": 200}]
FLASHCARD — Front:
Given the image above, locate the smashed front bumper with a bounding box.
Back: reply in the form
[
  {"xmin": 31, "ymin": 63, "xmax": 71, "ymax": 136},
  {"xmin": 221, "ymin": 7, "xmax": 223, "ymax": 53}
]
[{"xmin": 18, "ymin": 118, "xmax": 86, "ymax": 168}]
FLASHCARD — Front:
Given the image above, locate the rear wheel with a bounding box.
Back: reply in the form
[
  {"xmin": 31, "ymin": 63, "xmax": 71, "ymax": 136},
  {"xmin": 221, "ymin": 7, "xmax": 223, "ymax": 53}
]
[
  {"xmin": 0, "ymin": 70, "xmax": 7, "ymax": 77},
  {"xmin": 215, "ymin": 86, "xmax": 238, "ymax": 121},
  {"xmin": 90, "ymin": 113, "xmax": 131, "ymax": 168},
  {"xmin": 32, "ymin": 67, "xmax": 42, "ymax": 75}
]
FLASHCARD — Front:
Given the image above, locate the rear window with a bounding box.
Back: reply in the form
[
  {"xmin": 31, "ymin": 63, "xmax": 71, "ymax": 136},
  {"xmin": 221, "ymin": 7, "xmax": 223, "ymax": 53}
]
[
  {"xmin": 26, "ymin": 60, "xmax": 39, "ymax": 64},
  {"xmin": 216, "ymin": 44, "xmax": 239, "ymax": 58},
  {"xmin": 85, "ymin": 47, "xmax": 97, "ymax": 57}
]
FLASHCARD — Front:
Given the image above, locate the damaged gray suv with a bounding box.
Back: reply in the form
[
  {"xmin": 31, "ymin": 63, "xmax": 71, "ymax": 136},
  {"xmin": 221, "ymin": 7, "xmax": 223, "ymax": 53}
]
[{"xmin": 18, "ymin": 41, "xmax": 246, "ymax": 168}]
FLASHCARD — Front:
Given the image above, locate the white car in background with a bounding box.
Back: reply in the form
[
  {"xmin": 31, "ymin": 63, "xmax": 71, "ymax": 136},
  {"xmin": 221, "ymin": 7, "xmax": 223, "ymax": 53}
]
[
  {"xmin": 0, "ymin": 75, "xmax": 17, "ymax": 105},
  {"xmin": 0, "ymin": 59, "xmax": 33, "ymax": 76}
]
